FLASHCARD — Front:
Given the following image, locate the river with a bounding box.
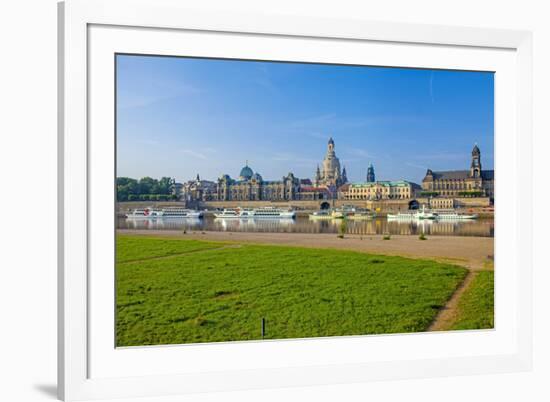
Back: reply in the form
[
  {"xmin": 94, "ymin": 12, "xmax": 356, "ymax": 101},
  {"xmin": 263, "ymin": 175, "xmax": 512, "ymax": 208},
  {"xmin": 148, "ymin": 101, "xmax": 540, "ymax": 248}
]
[{"xmin": 117, "ymin": 216, "xmax": 494, "ymax": 237}]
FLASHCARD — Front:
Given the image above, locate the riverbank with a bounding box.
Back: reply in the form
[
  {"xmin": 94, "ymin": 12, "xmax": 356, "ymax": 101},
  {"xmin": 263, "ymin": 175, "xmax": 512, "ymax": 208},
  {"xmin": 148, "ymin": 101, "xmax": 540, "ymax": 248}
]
[
  {"xmin": 116, "ymin": 235, "xmax": 470, "ymax": 346},
  {"xmin": 117, "ymin": 229, "xmax": 494, "ymax": 270}
]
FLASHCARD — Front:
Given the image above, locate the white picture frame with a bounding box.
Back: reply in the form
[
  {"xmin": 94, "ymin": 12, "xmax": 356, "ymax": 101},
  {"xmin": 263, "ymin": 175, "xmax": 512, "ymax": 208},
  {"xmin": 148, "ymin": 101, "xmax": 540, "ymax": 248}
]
[{"xmin": 58, "ymin": 0, "xmax": 533, "ymax": 400}]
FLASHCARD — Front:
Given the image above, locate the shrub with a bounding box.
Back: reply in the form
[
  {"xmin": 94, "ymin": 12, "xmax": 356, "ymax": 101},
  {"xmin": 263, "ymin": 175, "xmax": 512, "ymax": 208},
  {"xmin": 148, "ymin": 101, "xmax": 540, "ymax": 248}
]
[
  {"xmin": 337, "ymin": 218, "xmax": 347, "ymax": 239},
  {"xmin": 419, "ymin": 233, "xmax": 427, "ymax": 240},
  {"xmin": 383, "ymin": 234, "xmax": 391, "ymax": 240}
]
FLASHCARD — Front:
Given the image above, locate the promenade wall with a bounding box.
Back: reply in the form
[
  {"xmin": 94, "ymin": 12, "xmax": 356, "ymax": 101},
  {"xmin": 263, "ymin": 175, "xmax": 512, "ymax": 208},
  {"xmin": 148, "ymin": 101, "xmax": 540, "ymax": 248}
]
[{"xmin": 116, "ymin": 196, "xmax": 492, "ymax": 215}]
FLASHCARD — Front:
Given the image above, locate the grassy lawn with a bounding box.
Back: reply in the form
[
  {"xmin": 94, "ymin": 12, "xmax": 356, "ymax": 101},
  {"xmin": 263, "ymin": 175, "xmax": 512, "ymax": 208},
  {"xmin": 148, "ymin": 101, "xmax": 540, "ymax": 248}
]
[
  {"xmin": 116, "ymin": 236, "xmax": 223, "ymax": 263},
  {"xmin": 116, "ymin": 235, "xmax": 468, "ymax": 346},
  {"xmin": 450, "ymin": 271, "xmax": 494, "ymax": 330}
]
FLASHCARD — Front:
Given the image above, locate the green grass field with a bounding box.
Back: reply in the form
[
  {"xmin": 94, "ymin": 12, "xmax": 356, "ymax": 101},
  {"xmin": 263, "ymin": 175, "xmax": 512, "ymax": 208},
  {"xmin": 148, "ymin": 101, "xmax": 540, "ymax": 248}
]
[
  {"xmin": 450, "ymin": 271, "xmax": 494, "ymax": 330},
  {"xmin": 115, "ymin": 235, "xmax": 475, "ymax": 346}
]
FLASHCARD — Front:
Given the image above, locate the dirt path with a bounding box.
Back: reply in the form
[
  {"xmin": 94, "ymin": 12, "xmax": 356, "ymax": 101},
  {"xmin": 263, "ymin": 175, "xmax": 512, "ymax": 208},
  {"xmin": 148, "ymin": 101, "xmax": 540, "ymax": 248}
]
[
  {"xmin": 118, "ymin": 230, "xmax": 493, "ymax": 271},
  {"xmin": 427, "ymin": 271, "xmax": 477, "ymax": 331}
]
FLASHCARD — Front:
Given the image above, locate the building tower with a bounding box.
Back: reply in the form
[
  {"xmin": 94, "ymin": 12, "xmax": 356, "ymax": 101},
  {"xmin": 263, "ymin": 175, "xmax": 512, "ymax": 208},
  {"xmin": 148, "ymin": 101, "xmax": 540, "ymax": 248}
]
[
  {"xmin": 366, "ymin": 163, "xmax": 375, "ymax": 183},
  {"xmin": 321, "ymin": 137, "xmax": 342, "ymax": 186},
  {"xmin": 470, "ymin": 144, "xmax": 482, "ymax": 178},
  {"xmin": 314, "ymin": 165, "xmax": 322, "ymax": 186},
  {"xmin": 342, "ymin": 166, "xmax": 348, "ymax": 183}
]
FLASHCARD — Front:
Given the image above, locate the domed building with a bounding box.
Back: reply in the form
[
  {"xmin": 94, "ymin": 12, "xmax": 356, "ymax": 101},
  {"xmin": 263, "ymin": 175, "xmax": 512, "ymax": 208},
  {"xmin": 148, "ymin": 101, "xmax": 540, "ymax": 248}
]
[
  {"xmin": 215, "ymin": 162, "xmax": 301, "ymax": 202},
  {"xmin": 313, "ymin": 137, "xmax": 347, "ymax": 187},
  {"xmin": 239, "ymin": 163, "xmax": 254, "ymax": 181}
]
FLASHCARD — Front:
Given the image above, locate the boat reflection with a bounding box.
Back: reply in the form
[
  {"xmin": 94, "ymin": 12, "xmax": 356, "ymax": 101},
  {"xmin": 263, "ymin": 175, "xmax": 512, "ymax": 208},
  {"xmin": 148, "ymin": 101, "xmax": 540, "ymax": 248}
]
[
  {"xmin": 213, "ymin": 217, "xmax": 295, "ymax": 232},
  {"xmin": 124, "ymin": 217, "xmax": 203, "ymax": 230},
  {"xmin": 118, "ymin": 215, "xmax": 493, "ymax": 237}
]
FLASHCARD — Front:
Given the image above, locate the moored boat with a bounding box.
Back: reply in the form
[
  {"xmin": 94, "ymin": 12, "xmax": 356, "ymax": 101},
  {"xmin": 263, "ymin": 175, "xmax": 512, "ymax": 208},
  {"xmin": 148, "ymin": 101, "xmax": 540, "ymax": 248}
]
[
  {"xmin": 125, "ymin": 207, "xmax": 162, "ymax": 219},
  {"xmin": 432, "ymin": 209, "xmax": 478, "ymax": 220},
  {"xmin": 387, "ymin": 206, "xmax": 478, "ymax": 221},
  {"xmin": 158, "ymin": 207, "xmax": 203, "ymax": 218},
  {"xmin": 308, "ymin": 210, "xmax": 333, "ymax": 220},
  {"xmin": 346, "ymin": 210, "xmax": 376, "ymax": 220},
  {"xmin": 387, "ymin": 206, "xmax": 436, "ymax": 220},
  {"xmin": 126, "ymin": 207, "xmax": 203, "ymax": 219},
  {"xmin": 214, "ymin": 207, "xmax": 295, "ymax": 219}
]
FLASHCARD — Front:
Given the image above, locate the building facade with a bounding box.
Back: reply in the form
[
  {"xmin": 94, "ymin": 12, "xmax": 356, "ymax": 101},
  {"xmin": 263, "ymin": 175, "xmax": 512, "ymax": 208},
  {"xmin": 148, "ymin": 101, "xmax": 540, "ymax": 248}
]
[
  {"xmin": 181, "ymin": 174, "xmax": 217, "ymax": 202},
  {"xmin": 215, "ymin": 164, "xmax": 301, "ymax": 202},
  {"xmin": 182, "ymin": 137, "xmax": 489, "ymax": 205},
  {"xmin": 339, "ymin": 180, "xmax": 419, "ymax": 201},
  {"xmin": 421, "ymin": 144, "xmax": 494, "ymax": 198}
]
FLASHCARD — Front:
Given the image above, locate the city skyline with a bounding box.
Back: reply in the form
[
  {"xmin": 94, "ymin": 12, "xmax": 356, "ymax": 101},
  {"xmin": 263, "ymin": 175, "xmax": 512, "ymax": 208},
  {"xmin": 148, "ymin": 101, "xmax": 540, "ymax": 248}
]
[{"xmin": 116, "ymin": 55, "xmax": 494, "ymax": 184}]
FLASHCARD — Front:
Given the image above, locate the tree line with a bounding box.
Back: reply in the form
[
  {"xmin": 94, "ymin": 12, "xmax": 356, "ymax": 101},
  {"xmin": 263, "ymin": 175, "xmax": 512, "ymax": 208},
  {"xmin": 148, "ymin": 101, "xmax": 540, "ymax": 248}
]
[{"xmin": 116, "ymin": 177, "xmax": 179, "ymax": 201}]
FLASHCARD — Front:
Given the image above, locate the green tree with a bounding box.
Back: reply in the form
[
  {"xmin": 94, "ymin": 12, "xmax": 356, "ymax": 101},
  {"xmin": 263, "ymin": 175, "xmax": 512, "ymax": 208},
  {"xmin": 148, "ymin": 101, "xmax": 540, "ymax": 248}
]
[
  {"xmin": 138, "ymin": 177, "xmax": 157, "ymax": 195},
  {"xmin": 158, "ymin": 177, "xmax": 175, "ymax": 195},
  {"xmin": 117, "ymin": 177, "xmax": 139, "ymax": 201}
]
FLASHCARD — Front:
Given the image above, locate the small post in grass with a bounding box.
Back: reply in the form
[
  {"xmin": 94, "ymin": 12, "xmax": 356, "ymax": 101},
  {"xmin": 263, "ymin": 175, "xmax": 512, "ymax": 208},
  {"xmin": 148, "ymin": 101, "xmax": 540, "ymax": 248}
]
[{"xmin": 261, "ymin": 317, "xmax": 266, "ymax": 339}]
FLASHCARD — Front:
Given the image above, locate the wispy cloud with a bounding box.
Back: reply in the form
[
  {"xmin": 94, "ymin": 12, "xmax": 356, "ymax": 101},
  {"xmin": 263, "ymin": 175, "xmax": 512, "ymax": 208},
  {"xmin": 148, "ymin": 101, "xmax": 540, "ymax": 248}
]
[
  {"xmin": 118, "ymin": 83, "xmax": 202, "ymax": 110},
  {"xmin": 181, "ymin": 149, "xmax": 207, "ymax": 160},
  {"xmin": 270, "ymin": 152, "xmax": 318, "ymax": 167},
  {"xmin": 289, "ymin": 113, "xmax": 337, "ymax": 129},
  {"xmin": 411, "ymin": 152, "xmax": 466, "ymax": 161},
  {"xmin": 405, "ymin": 162, "xmax": 428, "ymax": 170},
  {"xmin": 137, "ymin": 138, "xmax": 160, "ymax": 146},
  {"xmin": 307, "ymin": 132, "xmax": 329, "ymax": 140},
  {"xmin": 347, "ymin": 148, "xmax": 371, "ymax": 158},
  {"xmin": 252, "ymin": 64, "xmax": 279, "ymax": 94},
  {"xmin": 342, "ymin": 148, "xmax": 380, "ymax": 162}
]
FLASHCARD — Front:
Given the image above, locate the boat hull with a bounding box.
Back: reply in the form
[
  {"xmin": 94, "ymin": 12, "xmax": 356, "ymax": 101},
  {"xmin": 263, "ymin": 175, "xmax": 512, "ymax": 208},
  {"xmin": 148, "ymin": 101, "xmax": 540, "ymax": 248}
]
[{"xmin": 215, "ymin": 214, "xmax": 295, "ymax": 219}]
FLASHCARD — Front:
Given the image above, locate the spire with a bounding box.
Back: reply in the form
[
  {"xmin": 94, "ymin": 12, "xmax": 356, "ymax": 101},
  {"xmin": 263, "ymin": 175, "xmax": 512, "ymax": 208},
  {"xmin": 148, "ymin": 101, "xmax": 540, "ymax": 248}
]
[
  {"xmin": 326, "ymin": 136, "xmax": 335, "ymax": 155},
  {"xmin": 342, "ymin": 166, "xmax": 348, "ymax": 183},
  {"xmin": 470, "ymin": 144, "xmax": 481, "ymax": 178},
  {"xmin": 367, "ymin": 162, "xmax": 375, "ymax": 183},
  {"xmin": 196, "ymin": 173, "xmax": 200, "ymax": 181}
]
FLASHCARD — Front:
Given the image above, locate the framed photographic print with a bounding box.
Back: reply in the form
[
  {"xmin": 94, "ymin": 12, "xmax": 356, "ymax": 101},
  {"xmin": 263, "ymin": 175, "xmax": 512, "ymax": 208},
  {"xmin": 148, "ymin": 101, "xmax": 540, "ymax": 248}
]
[{"xmin": 58, "ymin": 0, "xmax": 533, "ymax": 400}]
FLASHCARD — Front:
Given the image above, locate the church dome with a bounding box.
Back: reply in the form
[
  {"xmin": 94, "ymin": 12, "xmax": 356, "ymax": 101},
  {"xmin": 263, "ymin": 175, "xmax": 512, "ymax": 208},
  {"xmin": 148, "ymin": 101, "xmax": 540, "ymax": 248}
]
[
  {"xmin": 239, "ymin": 164, "xmax": 254, "ymax": 180},
  {"xmin": 472, "ymin": 144, "xmax": 480, "ymax": 155}
]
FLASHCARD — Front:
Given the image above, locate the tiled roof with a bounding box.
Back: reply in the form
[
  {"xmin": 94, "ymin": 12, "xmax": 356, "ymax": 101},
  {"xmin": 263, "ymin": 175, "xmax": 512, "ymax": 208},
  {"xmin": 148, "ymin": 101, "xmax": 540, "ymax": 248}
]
[
  {"xmin": 430, "ymin": 170, "xmax": 470, "ymax": 180},
  {"xmin": 428, "ymin": 170, "xmax": 494, "ymax": 180},
  {"xmin": 481, "ymin": 170, "xmax": 494, "ymax": 180},
  {"xmin": 349, "ymin": 180, "xmax": 413, "ymax": 188}
]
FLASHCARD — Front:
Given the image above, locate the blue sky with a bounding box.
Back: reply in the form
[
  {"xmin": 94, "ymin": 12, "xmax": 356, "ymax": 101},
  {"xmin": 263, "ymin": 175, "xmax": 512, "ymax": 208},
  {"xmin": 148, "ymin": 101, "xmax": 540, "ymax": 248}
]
[{"xmin": 116, "ymin": 55, "xmax": 494, "ymax": 184}]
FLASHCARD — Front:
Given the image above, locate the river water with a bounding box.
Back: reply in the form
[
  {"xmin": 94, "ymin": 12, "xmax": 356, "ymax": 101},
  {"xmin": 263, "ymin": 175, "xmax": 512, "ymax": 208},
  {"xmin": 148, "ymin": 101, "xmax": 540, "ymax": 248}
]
[{"xmin": 117, "ymin": 216, "xmax": 494, "ymax": 237}]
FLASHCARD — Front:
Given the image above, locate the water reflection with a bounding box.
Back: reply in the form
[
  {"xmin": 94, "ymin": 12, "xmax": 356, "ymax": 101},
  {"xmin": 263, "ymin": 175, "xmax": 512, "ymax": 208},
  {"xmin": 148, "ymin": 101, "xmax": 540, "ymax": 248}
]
[{"xmin": 118, "ymin": 216, "xmax": 493, "ymax": 237}]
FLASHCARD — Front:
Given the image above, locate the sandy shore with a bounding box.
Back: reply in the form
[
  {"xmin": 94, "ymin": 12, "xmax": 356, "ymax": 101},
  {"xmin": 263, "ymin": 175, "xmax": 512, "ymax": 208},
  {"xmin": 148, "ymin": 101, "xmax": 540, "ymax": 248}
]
[{"xmin": 118, "ymin": 229, "xmax": 493, "ymax": 270}]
